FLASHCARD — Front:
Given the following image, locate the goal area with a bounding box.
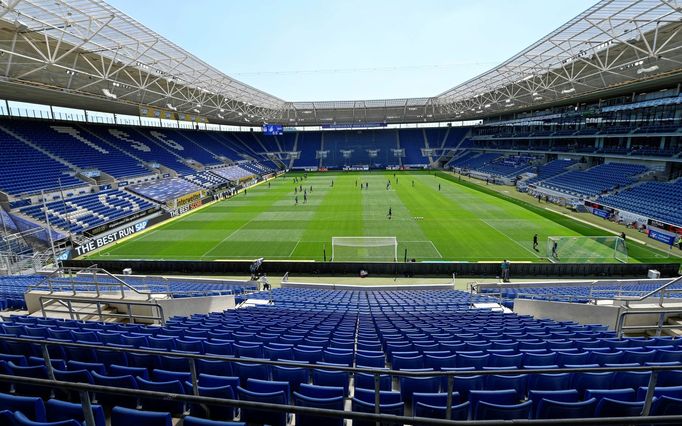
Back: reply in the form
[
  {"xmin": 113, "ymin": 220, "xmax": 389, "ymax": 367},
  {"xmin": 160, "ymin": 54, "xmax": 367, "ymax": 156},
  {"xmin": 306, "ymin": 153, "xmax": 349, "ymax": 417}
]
[
  {"xmin": 331, "ymin": 237, "xmax": 398, "ymax": 262},
  {"xmin": 547, "ymin": 236, "xmax": 628, "ymax": 263}
]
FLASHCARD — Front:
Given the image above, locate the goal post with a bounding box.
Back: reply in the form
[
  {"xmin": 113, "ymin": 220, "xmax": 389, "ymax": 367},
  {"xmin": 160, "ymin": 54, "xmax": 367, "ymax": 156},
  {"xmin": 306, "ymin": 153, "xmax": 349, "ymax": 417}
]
[
  {"xmin": 547, "ymin": 235, "xmax": 628, "ymax": 263},
  {"xmin": 331, "ymin": 236, "xmax": 398, "ymax": 262}
]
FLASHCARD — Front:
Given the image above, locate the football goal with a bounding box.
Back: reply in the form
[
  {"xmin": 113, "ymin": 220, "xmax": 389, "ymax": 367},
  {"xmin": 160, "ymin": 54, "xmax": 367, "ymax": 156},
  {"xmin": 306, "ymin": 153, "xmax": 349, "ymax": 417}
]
[
  {"xmin": 331, "ymin": 237, "xmax": 398, "ymax": 262},
  {"xmin": 547, "ymin": 235, "xmax": 628, "ymax": 263}
]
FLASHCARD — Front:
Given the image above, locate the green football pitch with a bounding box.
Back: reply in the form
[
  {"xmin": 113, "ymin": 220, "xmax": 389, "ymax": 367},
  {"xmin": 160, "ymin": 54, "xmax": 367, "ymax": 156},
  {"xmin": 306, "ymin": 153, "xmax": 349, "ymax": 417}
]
[{"xmin": 87, "ymin": 171, "xmax": 670, "ymax": 263}]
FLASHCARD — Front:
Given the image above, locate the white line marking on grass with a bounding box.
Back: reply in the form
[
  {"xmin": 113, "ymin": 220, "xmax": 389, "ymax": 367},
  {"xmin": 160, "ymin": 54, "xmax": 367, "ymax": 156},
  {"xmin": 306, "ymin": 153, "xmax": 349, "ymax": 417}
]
[
  {"xmin": 480, "ymin": 219, "xmax": 542, "ymax": 259},
  {"xmin": 428, "ymin": 240, "xmax": 444, "ymax": 258},
  {"xmin": 288, "ymin": 240, "xmax": 301, "ymax": 257},
  {"xmin": 200, "ymin": 217, "xmax": 260, "ymax": 258}
]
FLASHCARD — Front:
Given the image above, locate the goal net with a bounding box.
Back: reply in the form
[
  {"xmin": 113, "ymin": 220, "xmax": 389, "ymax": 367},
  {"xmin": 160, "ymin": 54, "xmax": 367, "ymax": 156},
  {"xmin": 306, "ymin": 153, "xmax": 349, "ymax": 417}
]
[
  {"xmin": 547, "ymin": 236, "xmax": 628, "ymax": 263},
  {"xmin": 331, "ymin": 237, "xmax": 398, "ymax": 262}
]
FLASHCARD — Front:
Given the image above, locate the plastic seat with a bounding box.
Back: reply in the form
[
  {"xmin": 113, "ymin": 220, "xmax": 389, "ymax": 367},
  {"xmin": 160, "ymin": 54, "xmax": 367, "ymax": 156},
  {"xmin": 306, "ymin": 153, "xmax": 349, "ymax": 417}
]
[
  {"xmin": 652, "ymin": 395, "xmax": 682, "ymax": 415},
  {"xmin": 184, "ymin": 382, "xmax": 237, "ymax": 421},
  {"xmin": 585, "ymin": 388, "xmax": 635, "ymax": 401},
  {"xmin": 7, "ymin": 362, "xmax": 51, "ymax": 397},
  {"xmin": 595, "ymin": 397, "xmax": 645, "ymax": 417},
  {"xmin": 469, "ymin": 389, "xmax": 518, "ymax": 413},
  {"xmin": 474, "ymin": 400, "xmax": 532, "ymax": 420},
  {"xmin": 350, "ymin": 398, "xmax": 404, "ymax": 426},
  {"xmin": 528, "ymin": 389, "xmax": 579, "ymax": 415},
  {"xmin": 528, "ymin": 372, "xmax": 571, "ymax": 390},
  {"xmin": 298, "ymin": 383, "xmax": 345, "ymax": 399},
  {"xmin": 271, "ymin": 365, "xmax": 310, "ymax": 392},
  {"xmin": 234, "ymin": 362, "xmax": 269, "ymax": 385},
  {"xmin": 183, "ymin": 417, "xmax": 245, "ymax": 426},
  {"xmin": 424, "ymin": 354, "xmax": 456, "ymax": 370},
  {"xmin": 524, "ymin": 352, "xmax": 556, "ymax": 366},
  {"xmin": 456, "ymin": 353, "xmax": 489, "ymax": 369},
  {"xmin": 536, "ymin": 397, "xmax": 598, "ymax": 419},
  {"xmin": 356, "ymin": 353, "xmax": 385, "ymax": 368},
  {"xmin": 489, "ymin": 353, "xmax": 524, "ymax": 368},
  {"xmin": 109, "ymin": 364, "xmax": 150, "ymax": 380},
  {"xmin": 399, "ymin": 374, "xmax": 439, "ymax": 402},
  {"xmin": 293, "ymin": 392, "xmax": 344, "ymax": 426},
  {"xmin": 136, "ymin": 377, "xmax": 186, "ymax": 414},
  {"xmin": 572, "ymin": 372, "xmax": 614, "ymax": 395},
  {"xmin": 486, "ymin": 374, "xmax": 527, "ymax": 397},
  {"xmin": 313, "ymin": 368, "xmax": 349, "ymax": 396},
  {"xmin": 323, "ymin": 350, "xmax": 353, "ymax": 366},
  {"xmin": 392, "ymin": 355, "xmax": 423, "ymax": 370},
  {"xmin": 67, "ymin": 360, "xmax": 106, "ymax": 375},
  {"xmin": 354, "ymin": 372, "xmax": 392, "ymax": 391},
  {"xmin": 247, "ymin": 378, "xmax": 290, "ymax": 403},
  {"xmin": 636, "ymin": 385, "xmax": 682, "ymax": 401},
  {"xmin": 110, "ymin": 406, "xmax": 172, "ymax": 426},
  {"xmin": 237, "ymin": 386, "xmax": 288, "ymax": 426},
  {"xmin": 354, "ymin": 388, "xmax": 401, "ymax": 404},
  {"xmin": 91, "ymin": 372, "xmax": 139, "ymax": 408},
  {"xmin": 614, "ymin": 370, "xmax": 652, "ymax": 389},
  {"xmin": 0, "ymin": 392, "xmax": 46, "ymax": 421},
  {"xmin": 46, "ymin": 399, "xmax": 106, "ymax": 426},
  {"xmin": 415, "ymin": 401, "xmax": 469, "ymax": 420},
  {"xmin": 11, "ymin": 411, "xmax": 81, "ymax": 426}
]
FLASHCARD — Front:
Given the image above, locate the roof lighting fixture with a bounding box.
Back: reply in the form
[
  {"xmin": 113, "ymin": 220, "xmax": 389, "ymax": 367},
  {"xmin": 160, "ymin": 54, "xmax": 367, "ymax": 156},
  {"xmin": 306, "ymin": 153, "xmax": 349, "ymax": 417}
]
[
  {"xmin": 561, "ymin": 88, "xmax": 575, "ymax": 94},
  {"xmin": 637, "ymin": 65, "xmax": 659, "ymax": 74},
  {"xmin": 101, "ymin": 88, "xmax": 117, "ymax": 99},
  {"xmin": 166, "ymin": 103, "xmax": 177, "ymax": 111}
]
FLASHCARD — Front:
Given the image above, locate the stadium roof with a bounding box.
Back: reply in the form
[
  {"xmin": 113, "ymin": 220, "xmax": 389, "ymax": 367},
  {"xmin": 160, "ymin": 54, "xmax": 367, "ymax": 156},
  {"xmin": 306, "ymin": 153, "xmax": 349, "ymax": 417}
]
[{"xmin": 0, "ymin": 0, "xmax": 680, "ymax": 126}]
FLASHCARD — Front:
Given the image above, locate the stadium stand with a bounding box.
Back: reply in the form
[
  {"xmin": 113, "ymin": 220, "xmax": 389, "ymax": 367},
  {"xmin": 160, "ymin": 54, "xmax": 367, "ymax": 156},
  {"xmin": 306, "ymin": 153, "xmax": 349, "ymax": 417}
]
[
  {"xmin": 597, "ymin": 179, "xmax": 682, "ymax": 227},
  {"xmin": 2, "ymin": 121, "xmax": 151, "ymax": 180},
  {"xmin": 449, "ymin": 153, "xmax": 500, "ymax": 170},
  {"xmin": 526, "ymin": 159, "xmax": 576, "ymax": 184},
  {"xmin": 0, "ymin": 287, "xmax": 680, "ymax": 423},
  {"xmin": 0, "ymin": 126, "xmax": 85, "ymax": 197},
  {"xmin": 536, "ymin": 163, "xmax": 648, "ymax": 198},
  {"xmin": 19, "ymin": 190, "xmax": 156, "ymax": 234},
  {"xmin": 127, "ymin": 178, "xmax": 203, "ymax": 204},
  {"xmin": 211, "ymin": 165, "xmax": 257, "ymax": 182},
  {"xmin": 182, "ymin": 171, "xmax": 232, "ymax": 189},
  {"xmin": 476, "ymin": 155, "xmax": 535, "ymax": 178}
]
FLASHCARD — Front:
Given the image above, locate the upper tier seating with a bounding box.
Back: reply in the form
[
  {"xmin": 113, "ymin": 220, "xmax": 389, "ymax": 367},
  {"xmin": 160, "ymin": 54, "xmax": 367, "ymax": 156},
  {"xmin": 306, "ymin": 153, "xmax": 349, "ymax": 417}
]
[
  {"xmin": 19, "ymin": 189, "xmax": 155, "ymax": 234},
  {"xmin": 2, "ymin": 122, "xmax": 150, "ymax": 179},
  {"xmin": 449, "ymin": 153, "xmax": 501, "ymax": 170},
  {"xmin": 537, "ymin": 163, "xmax": 648, "ymax": 198},
  {"xmin": 0, "ymin": 127, "xmax": 83, "ymax": 196},
  {"xmin": 597, "ymin": 179, "xmax": 682, "ymax": 227},
  {"xmin": 127, "ymin": 178, "xmax": 203, "ymax": 204}
]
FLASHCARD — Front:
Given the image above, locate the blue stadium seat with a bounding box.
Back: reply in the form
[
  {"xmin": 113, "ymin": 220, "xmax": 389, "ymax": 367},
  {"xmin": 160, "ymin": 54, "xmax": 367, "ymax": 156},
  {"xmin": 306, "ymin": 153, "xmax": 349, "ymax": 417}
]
[{"xmin": 110, "ymin": 407, "xmax": 172, "ymax": 426}]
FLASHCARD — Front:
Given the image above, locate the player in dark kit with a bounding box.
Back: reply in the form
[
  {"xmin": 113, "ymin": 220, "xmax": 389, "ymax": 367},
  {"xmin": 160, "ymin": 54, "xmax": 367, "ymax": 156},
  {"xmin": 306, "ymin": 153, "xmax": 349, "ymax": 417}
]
[
  {"xmin": 388, "ymin": 207, "xmax": 392, "ymax": 219},
  {"xmin": 533, "ymin": 234, "xmax": 539, "ymax": 251}
]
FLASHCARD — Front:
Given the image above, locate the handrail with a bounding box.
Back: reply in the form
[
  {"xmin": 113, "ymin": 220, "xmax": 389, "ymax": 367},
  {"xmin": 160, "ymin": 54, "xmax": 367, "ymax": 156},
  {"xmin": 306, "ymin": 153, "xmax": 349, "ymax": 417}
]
[
  {"xmin": 37, "ymin": 296, "xmax": 165, "ymax": 324},
  {"xmin": 27, "ymin": 266, "xmax": 157, "ymax": 300},
  {"xmin": 0, "ymin": 374, "xmax": 680, "ymax": 426},
  {"xmin": 1, "ymin": 334, "xmax": 679, "ymax": 378},
  {"xmin": 0, "ymin": 335, "xmax": 678, "ymax": 422},
  {"xmin": 615, "ymin": 307, "xmax": 682, "ymax": 338},
  {"xmin": 614, "ymin": 275, "xmax": 682, "ymax": 304}
]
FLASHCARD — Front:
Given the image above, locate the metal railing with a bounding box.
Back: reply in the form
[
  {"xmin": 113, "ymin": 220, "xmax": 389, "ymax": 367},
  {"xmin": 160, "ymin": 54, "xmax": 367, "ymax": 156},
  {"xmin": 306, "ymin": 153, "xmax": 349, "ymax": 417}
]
[
  {"xmin": 27, "ymin": 266, "xmax": 158, "ymax": 300},
  {"xmin": 37, "ymin": 296, "xmax": 165, "ymax": 324},
  {"xmin": 473, "ymin": 276, "xmax": 682, "ymax": 308},
  {"xmin": 615, "ymin": 307, "xmax": 682, "ymax": 338},
  {"xmin": 0, "ymin": 335, "xmax": 680, "ymax": 425}
]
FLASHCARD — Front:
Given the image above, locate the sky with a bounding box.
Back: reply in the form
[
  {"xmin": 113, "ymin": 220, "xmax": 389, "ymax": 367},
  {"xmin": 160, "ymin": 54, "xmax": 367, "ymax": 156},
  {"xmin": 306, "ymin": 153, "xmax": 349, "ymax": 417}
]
[{"xmin": 106, "ymin": 0, "xmax": 596, "ymax": 102}]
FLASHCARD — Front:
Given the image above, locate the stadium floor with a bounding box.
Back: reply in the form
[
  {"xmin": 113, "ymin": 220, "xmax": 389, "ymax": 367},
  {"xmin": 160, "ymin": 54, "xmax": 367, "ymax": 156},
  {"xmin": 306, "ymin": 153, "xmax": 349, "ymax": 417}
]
[{"xmin": 87, "ymin": 171, "xmax": 669, "ymax": 263}]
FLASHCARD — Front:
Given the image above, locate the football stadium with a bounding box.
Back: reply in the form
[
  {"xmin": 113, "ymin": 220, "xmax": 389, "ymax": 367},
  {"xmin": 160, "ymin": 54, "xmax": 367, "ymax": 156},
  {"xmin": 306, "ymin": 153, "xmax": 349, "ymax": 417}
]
[{"xmin": 2, "ymin": 0, "xmax": 682, "ymax": 424}]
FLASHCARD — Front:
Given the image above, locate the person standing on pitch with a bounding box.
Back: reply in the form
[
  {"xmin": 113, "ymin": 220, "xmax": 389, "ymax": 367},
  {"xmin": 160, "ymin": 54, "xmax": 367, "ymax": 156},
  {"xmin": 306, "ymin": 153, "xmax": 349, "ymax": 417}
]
[
  {"xmin": 412, "ymin": 180, "xmax": 414, "ymax": 187},
  {"xmin": 533, "ymin": 234, "xmax": 539, "ymax": 251},
  {"xmin": 388, "ymin": 207, "xmax": 392, "ymax": 219},
  {"xmin": 438, "ymin": 183, "xmax": 441, "ymax": 191},
  {"xmin": 295, "ymin": 196, "xmax": 298, "ymax": 205},
  {"xmin": 303, "ymin": 193, "xmax": 307, "ymax": 203}
]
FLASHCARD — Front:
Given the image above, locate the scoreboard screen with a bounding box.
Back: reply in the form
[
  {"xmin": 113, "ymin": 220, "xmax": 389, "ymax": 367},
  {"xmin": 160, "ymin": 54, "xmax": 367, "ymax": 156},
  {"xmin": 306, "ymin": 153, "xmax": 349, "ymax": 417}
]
[{"xmin": 262, "ymin": 124, "xmax": 283, "ymax": 135}]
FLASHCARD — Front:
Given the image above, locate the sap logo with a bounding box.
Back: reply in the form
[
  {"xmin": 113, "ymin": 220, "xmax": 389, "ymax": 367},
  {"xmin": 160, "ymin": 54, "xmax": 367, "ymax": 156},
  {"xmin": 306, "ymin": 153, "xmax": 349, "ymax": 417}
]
[{"xmin": 134, "ymin": 221, "xmax": 148, "ymax": 232}]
